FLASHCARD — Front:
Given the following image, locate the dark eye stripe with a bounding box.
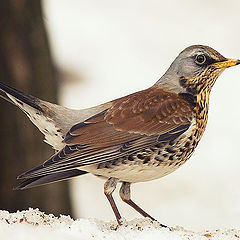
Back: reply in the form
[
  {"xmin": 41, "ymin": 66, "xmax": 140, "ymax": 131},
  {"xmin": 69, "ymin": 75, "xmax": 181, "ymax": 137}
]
[{"xmin": 206, "ymin": 57, "xmax": 219, "ymax": 65}]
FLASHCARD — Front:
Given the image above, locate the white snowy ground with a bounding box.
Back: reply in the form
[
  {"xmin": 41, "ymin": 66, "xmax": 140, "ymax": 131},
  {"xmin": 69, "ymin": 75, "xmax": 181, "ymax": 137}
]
[{"xmin": 0, "ymin": 209, "xmax": 239, "ymax": 240}]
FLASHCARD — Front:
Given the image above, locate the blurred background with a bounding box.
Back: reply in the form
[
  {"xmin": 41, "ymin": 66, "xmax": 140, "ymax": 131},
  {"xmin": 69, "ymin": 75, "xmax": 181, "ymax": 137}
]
[{"xmin": 0, "ymin": 0, "xmax": 240, "ymax": 231}]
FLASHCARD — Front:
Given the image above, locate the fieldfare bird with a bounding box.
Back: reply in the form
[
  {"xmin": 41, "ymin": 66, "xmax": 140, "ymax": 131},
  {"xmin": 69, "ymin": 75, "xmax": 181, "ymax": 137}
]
[{"xmin": 0, "ymin": 45, "xmax": 239, "ymax": 226}]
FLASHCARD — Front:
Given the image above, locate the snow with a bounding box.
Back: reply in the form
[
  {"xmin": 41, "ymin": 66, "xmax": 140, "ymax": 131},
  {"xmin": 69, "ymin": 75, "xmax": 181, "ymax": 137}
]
[{"xmin": 0, "ymin": 209, "xmax": 239, "ymax": 240}]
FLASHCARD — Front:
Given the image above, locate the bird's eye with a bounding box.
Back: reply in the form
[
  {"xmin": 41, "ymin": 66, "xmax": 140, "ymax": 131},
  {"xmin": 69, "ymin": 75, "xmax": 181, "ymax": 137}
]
[{"xmin": 195, "ymin": 54, "xmax": 206, "ymax": 65}]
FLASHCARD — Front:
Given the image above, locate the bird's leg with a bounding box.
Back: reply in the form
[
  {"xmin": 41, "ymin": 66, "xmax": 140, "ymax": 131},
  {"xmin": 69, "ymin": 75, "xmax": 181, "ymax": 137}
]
[
  {"xmin": 104, "ymin": 177, "xmax": 122, "ymax": 225},
  {"xmin": 119, "ymin": 181, "xmax": 167, "ymax": 228},
  {"xmin": 119, "ymin": 182, "xmax": 155, "ymax": 220}
]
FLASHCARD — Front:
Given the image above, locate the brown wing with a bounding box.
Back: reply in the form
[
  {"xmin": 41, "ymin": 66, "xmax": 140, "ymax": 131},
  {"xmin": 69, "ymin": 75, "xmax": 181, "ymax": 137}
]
[
  {"xmin": 65, "ymin": 87, "xmax": 193, "ymax": 147},
  {"xmin": 18, "ymin": 87, "xmax": 194, "ymax": 179}
]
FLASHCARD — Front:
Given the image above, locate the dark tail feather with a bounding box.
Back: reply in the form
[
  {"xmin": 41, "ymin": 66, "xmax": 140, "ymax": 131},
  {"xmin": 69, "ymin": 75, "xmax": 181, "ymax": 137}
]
[
  {"xmin": 14, "ymin": 169, "xmax": 88, "ymax": 190},
  {"xmin": 0, "ymin": 82, "xmax": 43, "ymax": 112}
]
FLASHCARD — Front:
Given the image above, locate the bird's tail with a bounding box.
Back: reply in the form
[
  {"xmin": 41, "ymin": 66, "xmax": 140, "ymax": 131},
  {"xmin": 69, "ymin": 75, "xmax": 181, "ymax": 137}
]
[
  {"xmin": 14, "ymin": 169, "xmax": 87, "ymax": 190},
  {"xmin": 0, "ymin": 82, "xmax": 77, "ymax": 150},
  {"xmin": 0, "ymin": 82, "xmax": 44, "ymax": 112}
]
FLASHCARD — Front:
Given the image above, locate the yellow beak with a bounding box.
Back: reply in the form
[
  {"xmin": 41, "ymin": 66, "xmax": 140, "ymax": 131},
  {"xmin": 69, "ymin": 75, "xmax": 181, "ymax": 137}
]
[{"xmin": 213, "ymin": 58, "xmax": 240, "ymax": 69}]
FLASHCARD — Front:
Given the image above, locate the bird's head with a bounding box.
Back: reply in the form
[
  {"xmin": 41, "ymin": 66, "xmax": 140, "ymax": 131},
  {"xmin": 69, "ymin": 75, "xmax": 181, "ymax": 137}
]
[{"xmin": 156, "ymin": 45, "xmax": 240, "ymax": 95}]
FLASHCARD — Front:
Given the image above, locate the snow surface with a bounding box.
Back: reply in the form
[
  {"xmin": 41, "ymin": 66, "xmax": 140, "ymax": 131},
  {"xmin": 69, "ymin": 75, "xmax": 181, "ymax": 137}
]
[{"xmin": 0, "ymin": 209, "xmax": 239, "ymax": 240}]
